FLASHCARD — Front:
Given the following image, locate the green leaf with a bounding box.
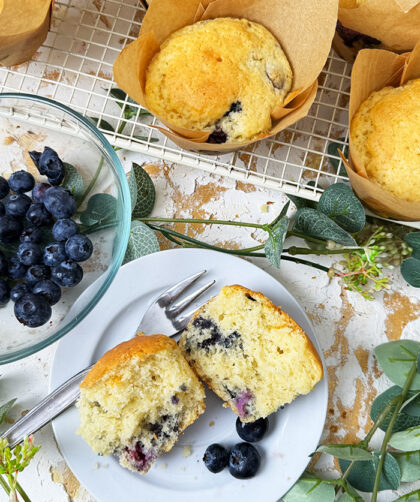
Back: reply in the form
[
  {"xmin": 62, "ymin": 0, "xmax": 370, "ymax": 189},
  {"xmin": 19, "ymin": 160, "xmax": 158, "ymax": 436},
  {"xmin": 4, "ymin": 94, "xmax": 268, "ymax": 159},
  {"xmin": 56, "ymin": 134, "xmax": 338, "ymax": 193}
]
[
  {"xmin": 282, "ymin": 473, "xmax": 335, "ymax": 502},
  {"xmin": 405, "ymin": 232, "xmax": 420, "ymax": 260},
  {"xmin": 316, "ymin": 444, "xmax": 374, "ymax": 461},
  {"xmin": 269, "ymin": 201, "xmax": 290, "ymax": 228},
  {"xmin": 109, "ymin": 88, "xmax": 150, "ymax": 120},
  {"xmin": 127, "ymin": 169, "xmax": 138, "ymax": 213},
  {"xmin": 328, "ymin": 137, "xmax": 349, "ymax": 176},
  {"xmin": 123, "ymin": 221, "xmax": 160, "ymax": 265},
  {"xmin": 374, "ymin": 341, "xmax": 420, "ymax": 390},
  {"xmin": 264, "ymin": 216, "xmax": 289, "ymax": 269},
  {"xmin": 130, "ymin": 163, "xmax": 156, "ymax": 218},
  {"xmin": 401, "ymin": 390, "xmax": 420, "ymax": 417},
  {"xmin": 371, "ymin": 386, "xmax": 420, "ymax": 432},
  {"xmin": 0, "ymin": 399, "xmax": 16, "ymax": 425},
  {"xmin": 61, "ymin": 163, "xmax": 84, "ymax": 202},
  {"xmin": 287, "ymin": 194, "xmax": 317, "ymax": 210},
  {"xmin": 401, "ymin": 257, "xmax": 420, "ymax": 288},
  {"xmin": 394, "ymin": 488, "xmax": 420, "ymax": 501},
  {"xmin": 389, "ymin": 426, "xmax": 420, "ymax": 452},
  {"xmin": 133, "ymin": 135, "xmax": 159, "ymax": 143},
  {"xmin": 293, "ymin": 208, "xmax": 357, "ymax": 246},
  {"xmin": 394, "ymin": 450, "xmax": 420, "ymax": 482},
  {"xmin": 79, "ymin": 193, "xmax": 117, "ymax": 226},
  {"xmin": 318, "ymin": 183, "xmax": 365, "ymax": 233},
  {"xmin": 88, "ymin": 116, "xmax": 115, "ymax": 132},
  {"xmin": 337, "ymin": 486, "xmax": 364, "ymax": 502},
  {"xmin": 339, "ymin": 452, "xmax": 401, "ymax": 492}
]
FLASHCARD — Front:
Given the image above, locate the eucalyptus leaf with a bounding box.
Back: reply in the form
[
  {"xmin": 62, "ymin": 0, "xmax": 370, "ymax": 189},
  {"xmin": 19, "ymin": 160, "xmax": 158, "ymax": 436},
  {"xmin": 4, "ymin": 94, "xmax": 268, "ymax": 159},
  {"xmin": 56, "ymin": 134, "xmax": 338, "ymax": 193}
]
[
  {"xmin": 405, "ymin": 233, "xmax": 420, "ymax": 260},
  {"xmin": 265, "ymin": 216, "xmax": 289, "ymax": 269},
  {"xmin": 316, "ymin": 444, "xmax": 374, "ymax": 461},
  {"xmin": 269, "ymin": 201, "xmax": 290, "ymax": 228},
  {"xmin": 79, "ymin": 193, "xmax": 117, "ymax": 226},
  {"xmin": 127, "ymin": 169, "xmax": 138, "ymax": 213},
  {"xmin": 339, "ymin": 452, "xmax": 401, "ymax": 492},
  {"xmin": 0, "ymin": 398, "xmax": 16, "ymax": 425},
  {"xmin": 318, "ymin": 183, "xmax": 365, "ymax": 233},
  {"xmin": 328, "ymin": 137, "xmax": 349, "ymax": 176},
  {"xmin": 374, "ymin": 341, "xmax": 420, "ymax": 390},
  {"xmin": 371, "ymin": 386, "xmax": 420, "ymax": 432},
  {"xmin": 293, "ymin": 208, "xmax": 356, "ymax": 246},
  {"xmin": 61, "ymin": 163, "xmax": 84, "ymax": 202},
  {"xmin": 401, "ymin": 390, "xmax": 420, "ymax": 417},
  {"xmin": 394, "ymin": 450, "xmax": 420, "ymax": 482},
  {"xmin": 88, "ymin": 116, "xmax": 115, "ymax": 132},
  {"xmin": 131, "ymin": 163, "xmax": 156, "ymax": 218},
  {"xmin": 401, "ymin": 257, "xmax": 420, "ymax": 288},
  {"xmin": 337, "ymin": 486, "xmax": 364, "ymax": 502},
  {"xmin": 109, "ymin": 88, "xmax": 150, "ymax": 119},
  {"xmin": 123, "ymin": 221, "xmax": 160, "ymax": 265},
  {"xmin": 282, "ymin": 473, "xmax": 335, "ymax": 502},
  {"xmin": 389, "ymin": 426, "xmax": 420, "ymax": 452},
  {"xmin": 394, "ymin": 490, "xmax": 420, "ymax": 502},
  {"xmin": 287, "ymin": 194, "xmax": 317, "ymax": 210}
]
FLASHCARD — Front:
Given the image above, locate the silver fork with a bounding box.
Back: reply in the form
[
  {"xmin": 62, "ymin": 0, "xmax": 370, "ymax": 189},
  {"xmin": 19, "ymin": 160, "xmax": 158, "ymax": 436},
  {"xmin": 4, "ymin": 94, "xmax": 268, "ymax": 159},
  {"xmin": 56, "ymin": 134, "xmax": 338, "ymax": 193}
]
[{"xmin": 3, "ymin": 270, "xmax": 215, "ymax": 448}]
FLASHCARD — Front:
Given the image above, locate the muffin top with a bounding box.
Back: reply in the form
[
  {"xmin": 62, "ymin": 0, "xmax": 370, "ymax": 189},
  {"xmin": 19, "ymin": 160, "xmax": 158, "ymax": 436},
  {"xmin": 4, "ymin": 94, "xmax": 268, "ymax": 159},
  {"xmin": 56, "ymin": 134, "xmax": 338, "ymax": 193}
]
[
  {"xmin": 145, "ymin": 18, "xmax": 293, "ymax": 143},
  {"xmin": 351, "ymin": 78, "xmax": 420, "ymax": 203}
]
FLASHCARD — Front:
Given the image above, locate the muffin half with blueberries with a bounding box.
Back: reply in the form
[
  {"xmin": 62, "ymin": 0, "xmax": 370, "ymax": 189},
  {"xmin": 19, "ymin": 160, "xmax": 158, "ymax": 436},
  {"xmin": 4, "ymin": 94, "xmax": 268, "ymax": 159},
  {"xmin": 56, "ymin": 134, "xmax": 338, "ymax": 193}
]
[{"xmin": 77, "ymin": 334, "xmax": 205, "ymax": 474}]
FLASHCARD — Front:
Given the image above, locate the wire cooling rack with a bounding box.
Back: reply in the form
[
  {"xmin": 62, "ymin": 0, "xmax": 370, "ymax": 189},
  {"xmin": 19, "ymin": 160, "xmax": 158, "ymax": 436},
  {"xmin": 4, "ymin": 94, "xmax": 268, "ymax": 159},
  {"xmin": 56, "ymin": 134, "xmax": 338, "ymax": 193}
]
[{"xmin": 0, "ymin": 0, "xmax": 352, "ymax": 203}]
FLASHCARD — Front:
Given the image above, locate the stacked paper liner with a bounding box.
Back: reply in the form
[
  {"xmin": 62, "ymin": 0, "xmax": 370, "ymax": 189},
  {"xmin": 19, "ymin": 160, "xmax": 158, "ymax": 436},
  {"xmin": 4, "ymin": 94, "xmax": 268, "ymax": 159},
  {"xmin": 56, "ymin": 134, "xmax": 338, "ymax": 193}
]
[
  {"xmin": 113, "ymin": 0, "xmax": 338, "ymax": 153},
  {"xmin": 0, "ymin": 0, "xmax": 53, "ymax": 67},
  {"xmin": 341, "ymin": 41, "xmax": 420, "ymax": 221}
]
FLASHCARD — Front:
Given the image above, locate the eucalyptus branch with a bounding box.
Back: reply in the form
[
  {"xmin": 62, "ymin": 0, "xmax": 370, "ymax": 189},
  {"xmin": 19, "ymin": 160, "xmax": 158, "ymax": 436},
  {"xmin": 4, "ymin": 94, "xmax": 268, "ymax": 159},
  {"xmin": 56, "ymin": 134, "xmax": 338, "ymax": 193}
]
[
  {"xmin": 77, "ymin": 157, "xmax": 105, "ymax": 209},
  {"xmin": 285, "ymin": 246, "xmax": 361, "ymax": 257},
  {"xmin": 138, "ymin": 216, "xmax": 265, "ymax": 230}
]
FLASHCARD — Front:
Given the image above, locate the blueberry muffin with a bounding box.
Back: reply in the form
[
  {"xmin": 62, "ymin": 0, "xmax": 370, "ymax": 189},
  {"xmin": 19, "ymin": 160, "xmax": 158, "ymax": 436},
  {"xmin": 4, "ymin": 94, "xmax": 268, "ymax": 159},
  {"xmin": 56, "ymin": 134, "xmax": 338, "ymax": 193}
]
[
  {"xmin": 77, "ymin": 334, "xmax": 205, "ymax": 474},
  {"xmin": 351, "ymin": 78, "xmax": 420, "ymax": 203},
  {"xmin": 145, "ymin": 18, "xmax": 293, "ymax": 144},
  {"xmin": 179, "ymin": 285, "xmax": 323, "ymax": 422}
]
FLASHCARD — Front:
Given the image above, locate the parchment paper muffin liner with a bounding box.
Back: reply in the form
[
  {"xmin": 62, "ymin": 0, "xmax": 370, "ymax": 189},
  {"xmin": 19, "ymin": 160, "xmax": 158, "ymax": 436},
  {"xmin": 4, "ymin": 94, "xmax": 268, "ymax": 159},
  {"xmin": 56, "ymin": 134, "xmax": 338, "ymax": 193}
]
[
  {"xmin": 0, "ymin": 0, "xmax": 54, "ymax": 67},
  {"xmin": 113, "ymin": 0, "xmax": 338, "ymax": 153},
  {"xmin": 334, "ymin": 0, "xmax": 420, "ymax": 62},
  {"xmin": 340, "ymin": 41, "xmax": 420, "ymax": 221}
]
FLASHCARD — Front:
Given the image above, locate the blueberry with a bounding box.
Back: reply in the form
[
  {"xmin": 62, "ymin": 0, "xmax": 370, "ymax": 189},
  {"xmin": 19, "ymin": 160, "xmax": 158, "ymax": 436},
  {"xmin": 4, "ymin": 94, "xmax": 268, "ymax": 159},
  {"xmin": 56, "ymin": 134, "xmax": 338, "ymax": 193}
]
[
  {"xmin": 203, "ymin": 444, "xmax": 229, "ymax": 473},
  {"xmin": 8, "ymin": 170, "xmax": 35, "ymax": 194},
  {"xmin": 17, "ymin": 242, "xmax": 42, "ymax": 266},
  {"xmin": 207, "ymin": 126, "xmax": 228, "ymax": 144},
  {"xmin": 0, "ymin": 215, "xmax": 23, "ymax": 243},
  {"xmin": 0, "ymin": 278, "xmax": 10, "ymax": 306},
  {"xmin": 32, "ymin": 183, "xmax": 51, "ymax": 204},
  {"xmin": 51, "ymin": 260, "xmax": 83, "ymax": 287},
  {"xmin": 8, "ymin": 256, "xmax": 27, "ymax": 280},
  {"xmin": 0, "ymin": 251, "xmax": 7, "ymax": 276},
  {"xmin": 228, "ymin": 443, "xmax": 261, "ymax": 479},
  {"xmin": 26, "ymin": 203, "xmax": 52, "ymax": 227},
  {"xmin": 4, "ymin": 193, "xmax": 31, "ymax": 217},
  {"xmin": 25, "ymin": 264, "xmax": 50, "ymax": 286},
  {"xmin": 43, "ymin": 242, "xmax": 67, "ymax": 267},
  {"xmin": 14, "ymin": 293, "xmax": 52, "ymax": 327},
  {"xmin": 0, "ymin": 177, "xmax": 9, "ymax": 199},
  {"xmin": 32, "ymin": 279, "xmax": 61, "ymax": 306},
  {"xmin": 236, "ymin": 417, "xmax": 268, "ymax": 443},
  {"xmin": 28, "ymin": 151, "xmax": 41, "ymax": 168},
  {"xmin": 0, "ymin": 202, "xmax": 4, "ymax": 217},
  {"xmin": 10, "ymin": 282, "xmax": 29, "ymax": 302},
  {"xmin": 65, "ymin": 234, "xmax": 93, "ymax": 262},
  {"xmin": 52, "ymin": 218, "xmax": 79, "ymax": 241},
  {"xmin": 44, "ymin": 187, "xmax": 76, "ymax": 219},
  {"xmin": 38, "ymin": 147, "xmax": 65, "ymax": 185},
  {"xmin": 20, "ymin": 227, "xmax": 42, "ymax": 244}
]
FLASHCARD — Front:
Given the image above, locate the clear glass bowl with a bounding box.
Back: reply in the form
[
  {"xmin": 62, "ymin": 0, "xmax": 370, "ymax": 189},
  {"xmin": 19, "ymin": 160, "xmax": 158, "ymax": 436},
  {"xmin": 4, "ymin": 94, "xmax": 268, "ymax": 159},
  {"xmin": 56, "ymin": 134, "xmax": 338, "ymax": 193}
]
[{"xmin": 0, "ymin": 93, "xmax": 131, "ymax": 364}]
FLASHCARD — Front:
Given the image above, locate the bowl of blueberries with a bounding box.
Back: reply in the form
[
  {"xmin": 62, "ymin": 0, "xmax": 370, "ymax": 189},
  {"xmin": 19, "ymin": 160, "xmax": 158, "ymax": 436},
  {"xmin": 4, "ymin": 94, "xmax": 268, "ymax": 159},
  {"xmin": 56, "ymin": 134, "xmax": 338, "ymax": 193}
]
[{"xmin": 0, "ymin": 93, "xmax": 131, "ymax": 364}]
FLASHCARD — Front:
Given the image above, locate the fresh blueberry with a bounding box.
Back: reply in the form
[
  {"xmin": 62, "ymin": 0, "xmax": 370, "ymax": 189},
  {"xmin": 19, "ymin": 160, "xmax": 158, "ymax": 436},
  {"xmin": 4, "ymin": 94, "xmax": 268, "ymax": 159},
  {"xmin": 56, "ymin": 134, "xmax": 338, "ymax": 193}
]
[
  {"xmin": 228, "ymin": 443, "xmax": 261, "ymax": 479},
  {"xmin": 38, "ymin": 147, "xmax": 65, "ymax": 186},
  {"xmin": 7, "ymin": 256, "xmax": 27, "ymax": 280},
  {"xmin": 4, "ymin": 193, "xmax": 32, "ymax": 217},
  {"xmin": 20, "ymin": 227, "xmax": 42, "ymax": 244},
  {"xmin": 32, "ymin": 183, "xmax": 51, "ymax": 204},
  {"xmin": 0, "ymin": 202, "xmax": 4, "ymax": 217},
  {"xmin": 28, "ymin": 151, "xmax": 41, "ymax": 168},
  {"xmin": 207, "ymin": 126, "xmax": 228, "ymax": 144},
  {"xmin": 0, "ymin": 177, "xmax": 9, "ymax": 199},
  {"xmin": 43, "ymin": 242, "xmax": 67, "ymax": 267},
  {"xmin": 43, "ymin": 187, "xmax": 76, "ymax": 219},
  {"xmin": 51, "ymin": 260, "xmax": 83, "ymax": 287},
  {"xmin": 52, "ymin": 218, "xmax": 79, "ymax": 241},
  {"xmin": 25, "ymin": 264, "xmax": 50, "ymax": 287},
  {"xmin": 10, "ymin": 282, "xmax": 29, "ymax": 302},
  {"xmin": 32, "ymin": 279, "xmax": 61, "ymax": 306},
  {"xmin": 236, "ymin": 417, "xmax": 269, "ymax": 443},
  {"xmin": 17, "ymin": 242, "xmax": 42, "ymax": 266},
  {"xmin": 8, "ymin": 170, "xmax": 35, "ymax": 194},
  {"xmin": 26, "ymin": 203, "xmax": 52, "ymax": 227},
  {"xmin": 14, "ymin": 293, "xmax": 52, "ymax": 327},
  {"xmin": 0, "ymin": 251, "xmax": 7, "ymax": 276},
  {"xmin": 0, "ymin": 279, "xmax": 10, "ymax": 306},
  {"xmin": 0, "ymin": 215, "xmax": 23, "ymax": 243},
  {"xmin": 203, "ymin": 444, "xmax": 229, "ymax": 473},
  {"xmin": 65, "ymin": 234, "xmax": 93, "ymax": 262}
]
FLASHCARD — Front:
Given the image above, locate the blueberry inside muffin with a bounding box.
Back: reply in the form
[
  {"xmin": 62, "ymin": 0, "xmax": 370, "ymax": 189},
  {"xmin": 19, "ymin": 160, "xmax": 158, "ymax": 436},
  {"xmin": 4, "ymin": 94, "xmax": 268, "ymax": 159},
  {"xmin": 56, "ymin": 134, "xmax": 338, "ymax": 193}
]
[{"xmin": 145, "ymin": 18, "xmax": 293, "ymax": 144}]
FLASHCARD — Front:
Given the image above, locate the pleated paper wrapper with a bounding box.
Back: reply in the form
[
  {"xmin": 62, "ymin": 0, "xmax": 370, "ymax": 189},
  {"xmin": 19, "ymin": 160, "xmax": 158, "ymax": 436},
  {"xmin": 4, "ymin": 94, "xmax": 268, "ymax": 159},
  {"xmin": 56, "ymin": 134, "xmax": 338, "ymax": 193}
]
[{"xmin": 113, "ymin": 0, "xmax": 338, "ymax": 153}]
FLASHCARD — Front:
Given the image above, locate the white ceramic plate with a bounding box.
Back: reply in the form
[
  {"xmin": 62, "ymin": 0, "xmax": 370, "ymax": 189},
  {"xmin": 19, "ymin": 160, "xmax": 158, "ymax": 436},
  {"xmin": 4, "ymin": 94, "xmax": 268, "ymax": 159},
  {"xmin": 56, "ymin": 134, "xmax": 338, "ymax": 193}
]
[{"xmin": 51, "ymin": 248, "xmax": 328, "ymax": 502}]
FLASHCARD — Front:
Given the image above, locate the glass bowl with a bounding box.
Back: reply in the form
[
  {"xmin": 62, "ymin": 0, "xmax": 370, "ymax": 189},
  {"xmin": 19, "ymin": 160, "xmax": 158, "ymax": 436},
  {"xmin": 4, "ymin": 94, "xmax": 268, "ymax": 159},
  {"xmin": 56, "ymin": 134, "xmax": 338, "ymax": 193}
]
[{"xmin": 0, "ymin": 93, "xmax": 131, "ymax": 364}]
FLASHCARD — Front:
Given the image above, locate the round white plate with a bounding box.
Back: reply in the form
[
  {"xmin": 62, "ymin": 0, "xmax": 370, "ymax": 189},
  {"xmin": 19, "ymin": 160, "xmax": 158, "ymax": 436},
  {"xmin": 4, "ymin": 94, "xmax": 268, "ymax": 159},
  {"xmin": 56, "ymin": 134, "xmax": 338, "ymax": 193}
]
[{"xmin": 51, "ymin": 248, "xmax": 327, "ymax": 502}]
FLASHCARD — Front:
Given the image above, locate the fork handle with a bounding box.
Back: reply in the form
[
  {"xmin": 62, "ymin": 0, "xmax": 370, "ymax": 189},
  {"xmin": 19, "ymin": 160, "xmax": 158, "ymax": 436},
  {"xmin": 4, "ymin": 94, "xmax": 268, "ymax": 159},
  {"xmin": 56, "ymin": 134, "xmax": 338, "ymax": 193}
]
[{"xmin": 3, "ymin": 365, "xmax": 92, "ymax": 448}]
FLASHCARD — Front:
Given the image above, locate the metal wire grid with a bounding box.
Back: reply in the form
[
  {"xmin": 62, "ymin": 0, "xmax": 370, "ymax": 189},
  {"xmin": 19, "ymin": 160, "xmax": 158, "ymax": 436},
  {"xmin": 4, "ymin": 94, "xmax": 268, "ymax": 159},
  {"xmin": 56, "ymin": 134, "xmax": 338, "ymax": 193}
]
[{"xmin": 0, "ymin": 0, "xmax": 352, "ymax": 202}]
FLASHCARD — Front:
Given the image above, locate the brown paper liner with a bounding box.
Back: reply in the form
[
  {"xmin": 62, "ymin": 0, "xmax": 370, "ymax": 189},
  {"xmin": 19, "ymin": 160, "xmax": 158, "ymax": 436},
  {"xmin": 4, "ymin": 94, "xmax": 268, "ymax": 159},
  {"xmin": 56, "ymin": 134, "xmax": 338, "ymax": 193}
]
[
  {"xmin": 114, "ymin": 0, "xmax": 338, "ymax": 153},
  {"xmin": 0, "ymin": 0, "xmax": 53, "ymax": 67},
  {"xmin": 344, "ymin": 41, "xmax": 420, "ymax": 221}
]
